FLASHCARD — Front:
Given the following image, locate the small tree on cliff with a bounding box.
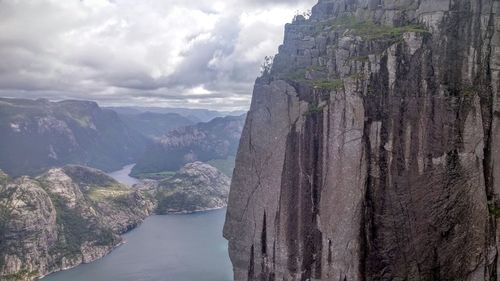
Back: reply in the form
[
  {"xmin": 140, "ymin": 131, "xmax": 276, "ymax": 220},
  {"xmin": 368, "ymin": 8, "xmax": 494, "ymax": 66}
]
[{"xmin": 260, "ymin": 56, "xmax": 274, "ymax": 77}]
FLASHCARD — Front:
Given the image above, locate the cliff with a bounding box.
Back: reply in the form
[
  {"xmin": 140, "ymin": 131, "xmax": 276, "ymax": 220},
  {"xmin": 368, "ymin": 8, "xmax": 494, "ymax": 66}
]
[
  {"xmin": 154, "ymin": 162, "xmax": 231, "ymax": 214},
  {"xmin": 116, "ymin": 111, "xmax": 195, "ymax": 138},
  {"xmin": 224, "ymin": 0, "xmax": 500, "ymax": 280},
  {"xmin": 132, "ymin": 114, "xmax": 246, "ymax": 177},
  {"xmin": 0, "ymin": 166, "xmax": 154, "ymax": 280},
  {"xmin": 0, "ymin": 98, "xmax": 149, "ymax": 177}
]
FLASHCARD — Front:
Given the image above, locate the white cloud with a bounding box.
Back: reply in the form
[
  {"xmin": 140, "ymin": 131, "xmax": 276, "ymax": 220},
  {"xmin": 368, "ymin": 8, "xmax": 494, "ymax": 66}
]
[{"xmin": 0, "ymin": 0, "xmax": 317, "ymax": 110}]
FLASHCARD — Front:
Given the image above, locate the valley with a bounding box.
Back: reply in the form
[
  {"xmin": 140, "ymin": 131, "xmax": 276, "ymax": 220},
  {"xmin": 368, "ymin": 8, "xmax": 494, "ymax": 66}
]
[
  {"xmin": 41, "ymin": 166, "xmax": 232, "ymax": 281},
  {"xmin": 0, "ymin": 99, "xmax": 243, "ymax": 280},
  {"xmin": 3, "ymin": 0, "xmax": 500, "ymax": 280}
]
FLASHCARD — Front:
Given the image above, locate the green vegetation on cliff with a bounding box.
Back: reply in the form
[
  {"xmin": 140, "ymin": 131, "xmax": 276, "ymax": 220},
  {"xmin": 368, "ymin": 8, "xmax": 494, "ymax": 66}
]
[
  {"xmin": 154, "ymin": 162, "xmax": 230, "ymax": 214},
  {"xmin": 49, "ymin": 194, "xmax": 117, "ymax": 256},
  {"xmin": 0, "ymin": 98, "xmax": 150, "ymax": 177},
  {"xmin": 0, "ymin": 166, "xmax": 154, "ymax": 280},
  {"xmin": 314, "ymin": 15, "xmax": 429, "ymax": 41}
]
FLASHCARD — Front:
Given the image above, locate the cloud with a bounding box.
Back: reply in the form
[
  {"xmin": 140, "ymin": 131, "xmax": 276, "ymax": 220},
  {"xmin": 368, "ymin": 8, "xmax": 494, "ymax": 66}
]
[{"xmin": 0, "ymin": 0, "xmax": 317, "ymax": 110}]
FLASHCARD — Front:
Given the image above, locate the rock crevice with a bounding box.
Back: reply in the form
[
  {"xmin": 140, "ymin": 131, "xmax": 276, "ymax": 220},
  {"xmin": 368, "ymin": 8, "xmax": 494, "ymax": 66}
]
[{"xmin": 224, "ymin": 0, "xmax": 500, "ymax": 280}]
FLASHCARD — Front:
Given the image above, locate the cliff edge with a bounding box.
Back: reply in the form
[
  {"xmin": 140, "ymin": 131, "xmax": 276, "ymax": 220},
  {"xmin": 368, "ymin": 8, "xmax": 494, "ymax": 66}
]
[{"xmin": 224, "ymin": 0, "xmax": 500, "ymax": 280}]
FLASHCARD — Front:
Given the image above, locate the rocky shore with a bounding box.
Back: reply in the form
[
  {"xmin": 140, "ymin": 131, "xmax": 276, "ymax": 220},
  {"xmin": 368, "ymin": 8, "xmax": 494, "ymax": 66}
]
[
  {"xmin": 0, "ymin": 166, "xmax": 155, "ymax": 281},
  {"xmin": 0, "ymin": 161, "xmax": 230, "ymax": 280}
]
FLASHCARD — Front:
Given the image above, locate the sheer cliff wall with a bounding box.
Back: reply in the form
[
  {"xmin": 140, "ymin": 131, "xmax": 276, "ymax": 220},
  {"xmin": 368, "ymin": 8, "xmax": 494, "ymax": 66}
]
[{"xmin": 224, "ymin": 0, "xmax": 500, "ymax": 280}]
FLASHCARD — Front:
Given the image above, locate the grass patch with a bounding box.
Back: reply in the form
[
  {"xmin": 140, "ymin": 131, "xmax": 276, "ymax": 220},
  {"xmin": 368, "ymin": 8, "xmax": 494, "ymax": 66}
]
[
  {"xmin": 87, "ymin": 184, "xmax": 132, "ymax": 202},
  {"xmin": 316, "ymin": 16, "xmax": 428, "ymax": 41},
  {"xmin": 304, "ymin": 104, "xmax": 325, "ymax": 116},
  {"xmin": 349, "ymin": 22, "xmax": 428, "ymax": 40},
  {"xmin": 489, "ymin": 203, "xmax": 500, "ymax": 218},
  {"xmin": 284, "ymin": 69, "xmax": 308, "ymax": 83},
  {"xmin": 134, "ymin": 171, "xmax": 176, "ymax": 181},
  {"xmin": 463, "ymin": 85, "xmax": 477, "ymax": 97},
  {"xmin": 350, "ymin": 73, "xmax": 366, "ymax": 80},
  {"xmin": 349, "ymin": 55, "xmax": 370, "ymax": 63},
  {"xmin": 313, "ymin": 79, "xmax": 344, "ymax": 91}
]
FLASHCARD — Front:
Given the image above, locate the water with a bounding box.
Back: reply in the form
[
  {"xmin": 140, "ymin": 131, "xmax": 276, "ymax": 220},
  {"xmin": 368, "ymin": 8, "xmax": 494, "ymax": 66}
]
[
  {"xmin": 107, "ymin": 164, "xmax": 140, "ymax": 186},
  {"xmin": 42, "ymin": 165, "xmax": 233, "ymax": 281}
]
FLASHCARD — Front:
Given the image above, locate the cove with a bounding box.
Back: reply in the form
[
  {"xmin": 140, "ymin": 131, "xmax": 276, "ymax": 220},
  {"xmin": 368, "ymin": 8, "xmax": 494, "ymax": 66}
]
[{"xmin": 42, "ymin": 165, "xmax": 233, "ymax": 281}]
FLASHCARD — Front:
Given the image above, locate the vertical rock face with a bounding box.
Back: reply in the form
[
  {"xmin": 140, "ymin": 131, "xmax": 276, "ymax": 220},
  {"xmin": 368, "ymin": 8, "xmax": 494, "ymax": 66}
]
[{"xmin": 224, "ymin": 0, "xmax": 500, "ymax": 280}]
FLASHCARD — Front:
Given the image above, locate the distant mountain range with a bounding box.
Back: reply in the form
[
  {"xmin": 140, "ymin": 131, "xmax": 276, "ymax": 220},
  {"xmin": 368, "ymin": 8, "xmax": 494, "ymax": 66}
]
[
  {"xmin": 132, "ymin": 114, "xmax": 246, "ymax": 177},
  {"xmin": 106, "ymin": 106, "xmax": 246, "ymax": 123},
  {"xmin": 0, "ymin": 97, "xmax": 247, "ymax": 178},
  {"xmin": 0, "ymin": 98, "xmax": 149, "ymax": 177},
  {"xmin": 117, "ymin": 112, "xmax": 195, "ymax": 138},
  {"xmin": 0, "ymin": 97, "xmax": 245, "ymax": 280}
]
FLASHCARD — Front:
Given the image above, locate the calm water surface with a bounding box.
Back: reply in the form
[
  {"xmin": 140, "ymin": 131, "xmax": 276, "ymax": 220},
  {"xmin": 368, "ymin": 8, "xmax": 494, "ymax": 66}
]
[
  {"xmin": 107, "ymin": 164, "xmax": 140, "ymax": 186},
  {"xmin": 42, "ymin": 165, "xmax": 233, "ymax": 281}
]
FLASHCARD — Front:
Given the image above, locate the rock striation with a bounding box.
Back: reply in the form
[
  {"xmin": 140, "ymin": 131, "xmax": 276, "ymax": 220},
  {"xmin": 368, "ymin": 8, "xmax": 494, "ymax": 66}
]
[
  {"xmin": 224, "ymin": 0, "xmax": 500, "ymax": 280},
  {"xmin": 0, "ymin": 166, "xmax": 154, "ymax": 281}
]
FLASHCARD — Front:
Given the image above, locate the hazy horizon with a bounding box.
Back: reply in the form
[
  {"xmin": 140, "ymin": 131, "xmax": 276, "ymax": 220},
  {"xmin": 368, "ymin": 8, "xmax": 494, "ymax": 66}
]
[
  {"xmin": 0, "ymin": 95, "xmax": 248, "ymax": 112},
  {"xmin": 0, "ymin": 0, "xmax": 316, "ymax": 111}
]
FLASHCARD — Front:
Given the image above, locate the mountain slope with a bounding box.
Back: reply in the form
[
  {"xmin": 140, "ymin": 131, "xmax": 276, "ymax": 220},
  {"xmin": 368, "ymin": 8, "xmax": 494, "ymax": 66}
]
[
  {"xmin": 224, "ymin": 0, "xmax": 500, "ymax": 280},
  {"xmin": 153, "ymin": 162, "xmax": 230, "ymax": 214},
  {"xmin": 0, "ymin": 98, "xmax": 149, "ymax": 177},
  {"xmin": 117, "ymin": 111, "xmax": 194, "ymax": 138},
  {"xmin": 107, "ymin": 106, "xmax": 246, "ymax": 123},
  {"xmin": 132, "ymin": 114, "xmax": 245, "ymax": 177},
  {"xmin": 0, "ymin": 166, "xmax": 154, "ymax": 281}
]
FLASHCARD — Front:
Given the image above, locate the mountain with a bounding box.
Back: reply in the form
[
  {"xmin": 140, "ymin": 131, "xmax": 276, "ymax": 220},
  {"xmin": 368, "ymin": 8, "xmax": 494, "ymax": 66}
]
[
  {"xmin": 131, "ymin": 114, "xmax": 246, "ymax": 178},
  {"xmin": 224, "ymin": 1, "xmax": 500, "ymax": 281},
  {"xmin": 117, "ymin": 112, "xmax": 194, "ymax": 138},
  {"xmin": 0, "ymin": 166, "xmax": 154, "ymax": 281},
  {"xmin": 0, "ymin": 98, "xmax": 149, "ymax": 177},
  {"xmin": 107, "ymin": 106, "xmax": 246, "ymax": 123},
  {"xmin": 151, "ymin": 162, "xmax": 230, "ymax": 214}
]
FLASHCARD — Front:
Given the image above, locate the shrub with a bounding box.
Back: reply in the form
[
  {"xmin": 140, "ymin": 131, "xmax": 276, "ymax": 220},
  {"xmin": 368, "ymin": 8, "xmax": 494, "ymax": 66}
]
[
  {"xmin": 313, "ymin": 79, "xmax": 344, "ymax": 91},
  {"xmin": 304, "ymin": 104, "xmax": 325, "ymax": 116}
]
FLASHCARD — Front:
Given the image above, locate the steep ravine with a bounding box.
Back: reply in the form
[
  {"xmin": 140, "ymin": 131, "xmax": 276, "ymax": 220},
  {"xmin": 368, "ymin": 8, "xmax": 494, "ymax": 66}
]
[{"xmin": 224, "ymin": 0, "xmax": 500, "ymax": 280}]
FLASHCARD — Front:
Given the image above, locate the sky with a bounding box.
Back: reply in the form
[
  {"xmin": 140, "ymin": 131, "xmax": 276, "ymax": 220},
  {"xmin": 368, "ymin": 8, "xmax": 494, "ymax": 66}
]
[{"xmin": 0, "ymin": 0, "xmax": 317, "ymax": 111}]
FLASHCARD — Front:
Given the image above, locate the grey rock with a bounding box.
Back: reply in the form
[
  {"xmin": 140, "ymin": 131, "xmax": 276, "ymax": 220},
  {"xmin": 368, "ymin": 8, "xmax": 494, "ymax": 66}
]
[
  {"xmin": 0, "ymin": 166, "xmax": 154, "ymax": 280},
  {"xmin": 225, "ymin": 0, "xmax": 500, "ymax": 280},
  {"xmin": 155, "ymin": 162, "xmax": 230, "ymax": 214}
]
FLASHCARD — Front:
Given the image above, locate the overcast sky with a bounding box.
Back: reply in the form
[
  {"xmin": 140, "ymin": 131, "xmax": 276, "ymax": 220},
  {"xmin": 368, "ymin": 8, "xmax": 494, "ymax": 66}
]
[{"xmin": 0, "ymin": 0, "xmax": 316, "ymax": 111}]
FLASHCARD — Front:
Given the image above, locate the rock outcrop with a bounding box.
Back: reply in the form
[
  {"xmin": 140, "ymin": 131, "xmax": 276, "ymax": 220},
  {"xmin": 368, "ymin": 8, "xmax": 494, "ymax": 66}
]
[
  {"xmin": 153, "ymin": 162, "xmax": 231, "ymax": 214},
  {"xmin": 132, "ymin": 114, "xmax": 246, "ymax": 177},
  {"xmin": 224, "ymin": 0, "xmax": 500, "ymax": 280},
  {"xmin": 0, "ymin": 166, "xmax": 154, "ymax": 280}
]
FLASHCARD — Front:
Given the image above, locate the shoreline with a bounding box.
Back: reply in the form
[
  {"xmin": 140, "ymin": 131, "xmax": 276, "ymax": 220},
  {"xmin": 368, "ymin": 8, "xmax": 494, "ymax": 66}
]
[
  {"xmin": 40, "ymin": 207, "xmax": 227, "ymax": 280},
  {"xmin": 38, "ymin": 236, "xmax": 128, "ymax": 280},
  {"xmin": 159, "ymin": 205, "xmax": 227, "ymax": 215}
]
